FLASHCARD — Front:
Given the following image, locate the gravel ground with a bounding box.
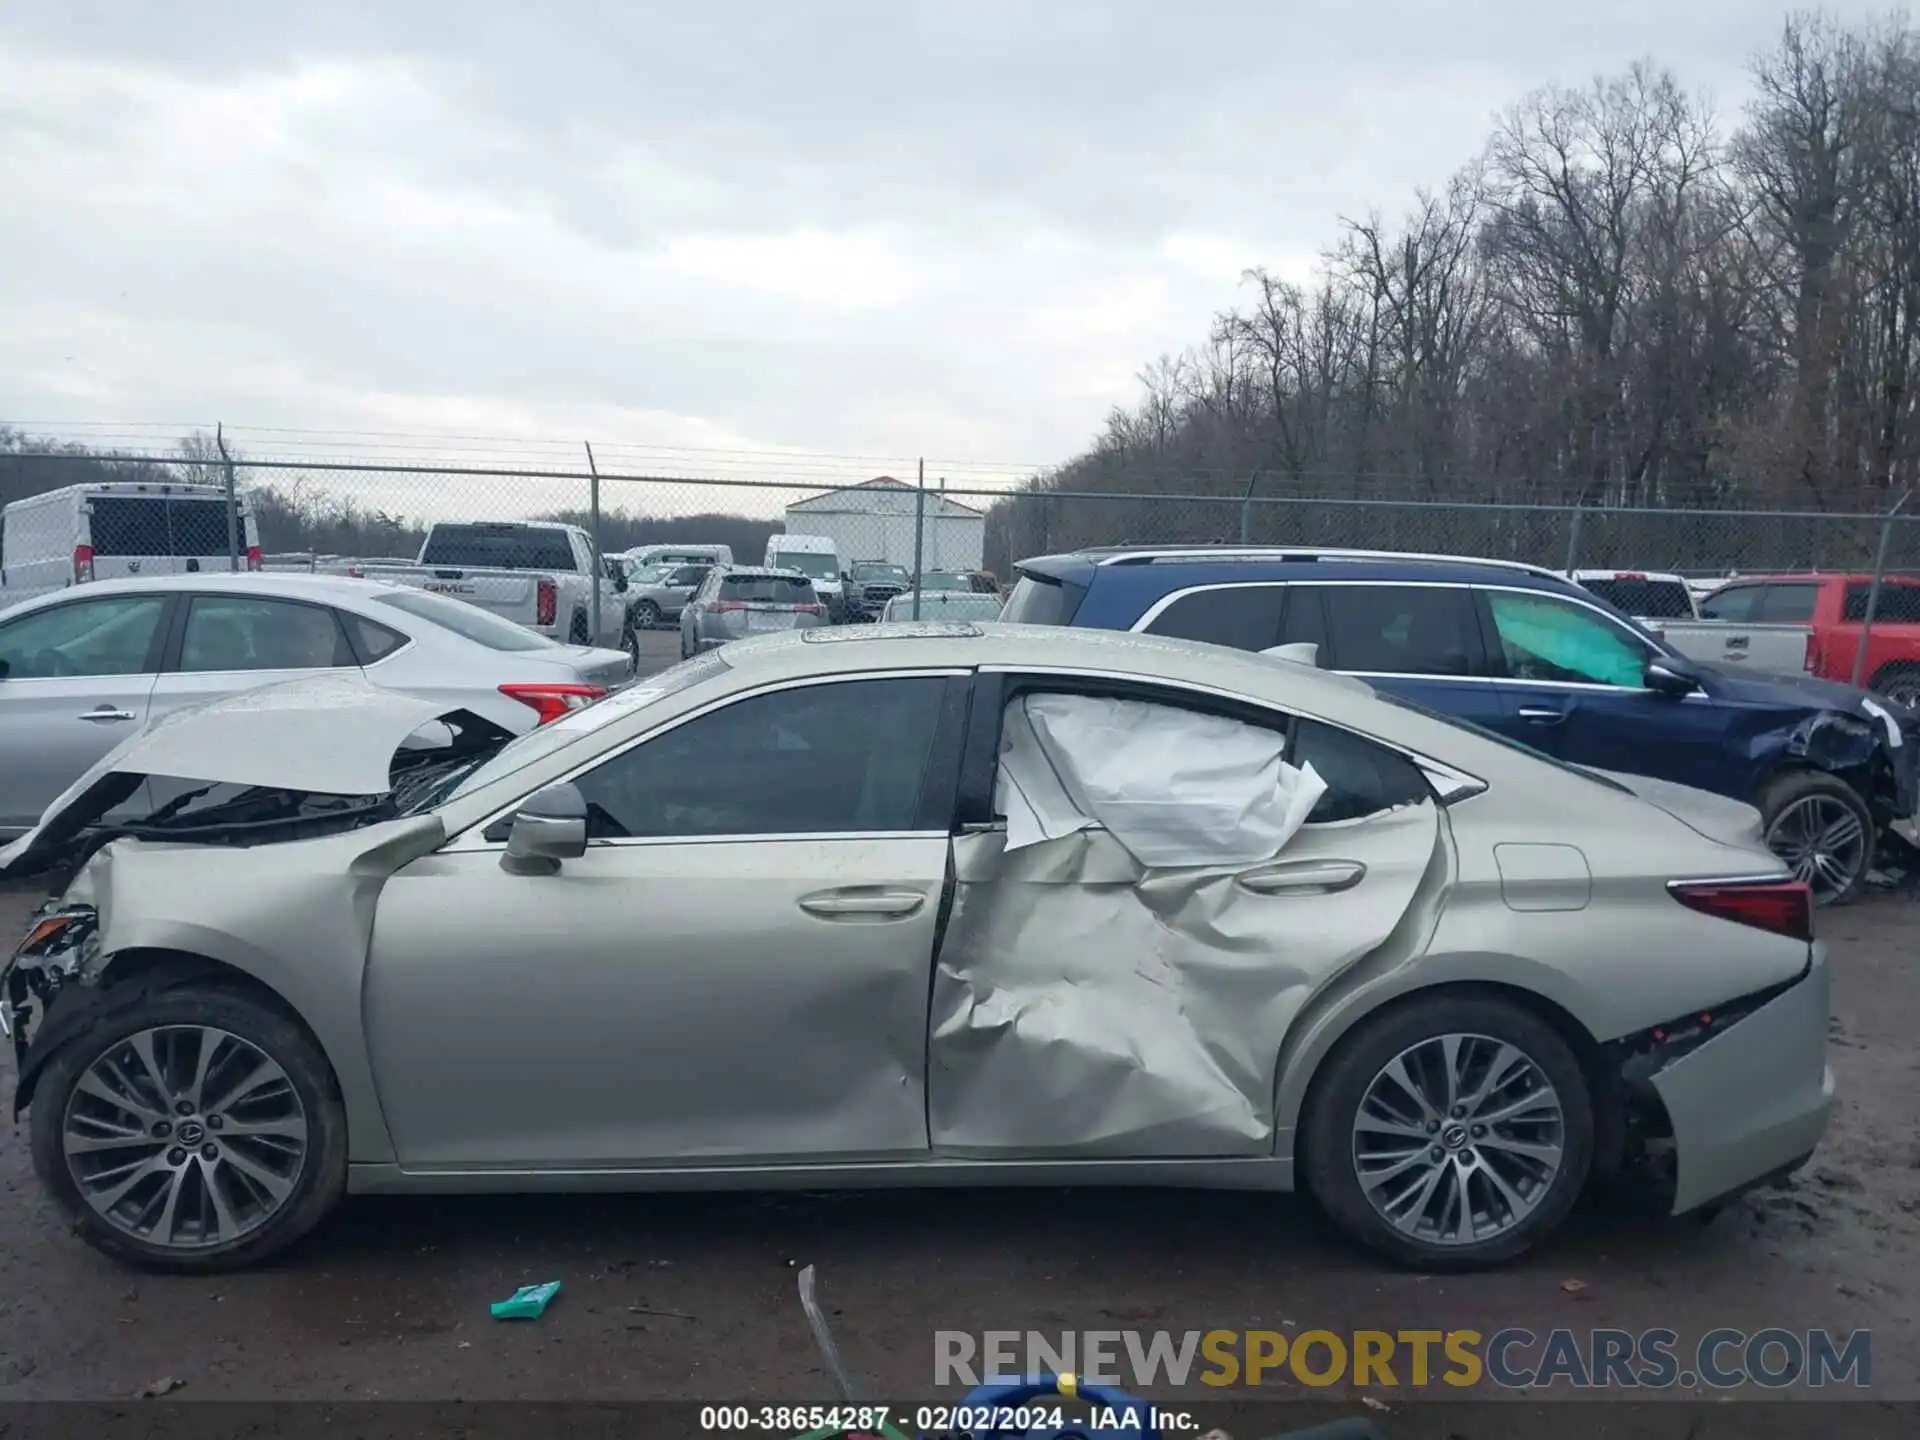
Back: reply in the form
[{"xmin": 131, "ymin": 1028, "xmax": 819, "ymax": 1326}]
[{"xmin": 0, "ymin": 629, "xmax": 1913, "ymax": 1414}]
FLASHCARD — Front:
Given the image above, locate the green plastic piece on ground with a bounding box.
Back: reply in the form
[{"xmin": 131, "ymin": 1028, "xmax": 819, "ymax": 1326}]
[{"xmin": 490, "ymin": 1280, "xmax": 562, "ymax": 1320}]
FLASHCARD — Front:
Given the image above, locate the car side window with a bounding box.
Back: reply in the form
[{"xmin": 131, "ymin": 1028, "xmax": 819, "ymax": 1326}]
[
  {"xmin": 573, "ymin": 677, "xmax": 948, "ymax": 838},
  {"xmin": 178, "ymin": 595, "xmax": 354, "ymax": 672},
  {"xmin": 1698, "ymin": 584, "xmax": 1760, "ymax": 621},
  {"xmin": 1485, "ymin": 591, "xmax": 1652, "ymax": 687},
  {"xmin": 1142, "ymin": 585, "xmax": 1285, "ymax": 651},
  {"xmin": 1757, "ymin": 583, "xmax": 1820, "ymax": 623},
  {"xmin": 341, "ymin": 612, "xmax": 408, "ymax": 663},
  {"xmin": 1292, "ymin": 718, "xmax": 1432, "ymax": 824},
  {"xmin": 0, "ymin": 595, "xmax": 168, "ymax": 679},
  {"xmin": 1321, "ymin": 585, "xmax": 1481, "ymax": 676}
]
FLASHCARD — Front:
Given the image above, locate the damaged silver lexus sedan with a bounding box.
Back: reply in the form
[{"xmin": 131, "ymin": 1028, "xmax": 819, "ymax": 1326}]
[{"xmin": 0, "ymin": 624, "xmax": 1833, "ymax": 1272}]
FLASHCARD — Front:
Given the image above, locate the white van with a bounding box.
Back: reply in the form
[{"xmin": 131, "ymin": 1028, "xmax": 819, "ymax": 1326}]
[
  {"xmin": 621, "ymin": 543, "xmax": 734, "ymax": 572},
  {"xmin": 1, "ymin": 482, "xmax": 262, "ymax": 603},
  {"xmin": 764, "ymin": 532, "xmax": 845, "ymax": 620}
]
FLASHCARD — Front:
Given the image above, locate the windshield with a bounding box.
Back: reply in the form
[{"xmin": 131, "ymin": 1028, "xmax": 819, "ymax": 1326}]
[
  {"xmin": 776, "ymin": 550, "xmax": 839, "ymax": 580},
  {"xmin": 852, "ymin": 563, "xmax": 909, "ymax": 583},
  {"xmin": 1002, "ymin": 573, "xmax": 1088, "ymax": 625},
  {"xmin": 1578, "ymin": 577, "xmax": 1695, "ymax": 619},
  {"xmin": 443, "ymin": 650, "xmax": 735, "ymax": 803},
  {"xmin": 631, "ymin": 563, "xmax": 672, "ymax": 585},
  {"xmin": 721, "ymin": 574, "xmax": 817, "ymax": 604},
  {"xmin": 918, "ymin": 572, "xmax": 970, "ymax": 590},
  {"xmin": 420, "ymin": 524, "xmax": 577, "ymax": 570},
  {"xmin": 371, "ymin": 589, "xmax": 562, "ymax": 652}
]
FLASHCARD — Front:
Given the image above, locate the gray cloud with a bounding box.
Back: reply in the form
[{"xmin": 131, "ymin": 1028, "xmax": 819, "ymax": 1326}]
[{"xmin": 0, "ymin": 0, "xmax": 1898, "ymax": 484}]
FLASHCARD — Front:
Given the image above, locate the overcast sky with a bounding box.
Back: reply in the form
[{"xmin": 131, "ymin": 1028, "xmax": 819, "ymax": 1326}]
[{"xmin": 0, "ymin": 1, "xmax": 1897, "ymax": 492}]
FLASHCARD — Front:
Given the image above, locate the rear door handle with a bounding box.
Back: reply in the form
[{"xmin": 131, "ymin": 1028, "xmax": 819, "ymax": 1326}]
[
  {"xmin": 1238, "ymin": 860, "xmax": 1366, "ymax": 895},
  {"xmin": 78, "ymin": 706, "xmax": 136, "ymax": 723},
  {"xmin": 1517, "ymin": 707, "xmax": 1567, "ymax": 725},
  {"xmin": 798, "ymin": 887, "xmax": 927, "ymax": 919}
]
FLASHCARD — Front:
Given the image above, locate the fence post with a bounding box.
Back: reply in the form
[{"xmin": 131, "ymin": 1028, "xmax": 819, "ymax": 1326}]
[
  {"xmin": 584, "ymin": 441, "xmax": 602, "ymax": 642},
  {"xmin": 911, "ymin": 457, "xmax": 927, "ymax": 620},
  {"xmin": 1851, "ymin": 489, "xmax": 1911, "ymax": 688},
  {"xmin": 1239, "ymin": 473, "xmax": 1258, "ymax": 544},
  {"xmin": 215, "ymin": 423, "xmax": 239, "ymax": 570},
  {"xmin": 1562, "ymin": 504, "xmax": 1584, "ymax": 575}
]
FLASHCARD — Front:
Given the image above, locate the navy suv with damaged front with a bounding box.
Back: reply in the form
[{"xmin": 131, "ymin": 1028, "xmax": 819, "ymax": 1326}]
[{"xmin": 1003, "ymin": 544, "xmax": 1920, "ymax": 906}]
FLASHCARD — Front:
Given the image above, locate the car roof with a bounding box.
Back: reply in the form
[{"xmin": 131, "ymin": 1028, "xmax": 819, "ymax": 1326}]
[
  {"xmin": 0, "ymin": 571, "xmax": 438, "ymax": 616},
  {"xmin": 1017, "ymin": 546, "xmax": 1579, "ymax": 595},
  {"xmin": 720, "ymin": 565, "xmax": 813, "ymax": 579}
]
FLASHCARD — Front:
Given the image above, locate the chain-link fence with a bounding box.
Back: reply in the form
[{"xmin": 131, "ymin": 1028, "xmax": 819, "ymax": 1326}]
[{"xmin": 6, "ymin": 445, "xmax": 1920, "ymax": 609}]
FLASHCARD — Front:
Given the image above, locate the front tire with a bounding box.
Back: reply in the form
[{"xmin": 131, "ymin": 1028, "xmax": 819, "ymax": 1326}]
[
  {"xmin": 1761, "ymin": 770, "xmax": 1873, "ymax": 907},
  {"xmin": 29, "ymin": 986, "xmax": 347, "ymax": 1273},
  {"xmin": 632, "ymin": 600, "xmax": 661, "ymax": 630},
  {"xmin": 1301, "ymin": 994, "xmax": 1592, "ymax": 1270}
]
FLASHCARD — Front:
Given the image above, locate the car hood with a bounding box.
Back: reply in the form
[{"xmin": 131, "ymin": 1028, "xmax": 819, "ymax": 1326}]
[
  {"xmin": 0, "ymin": 672, "xmax": 482, "ymax": 880},
  {"xmin": 1693, "ymin": 659, "xmax": 1878, "ymax": 710}
]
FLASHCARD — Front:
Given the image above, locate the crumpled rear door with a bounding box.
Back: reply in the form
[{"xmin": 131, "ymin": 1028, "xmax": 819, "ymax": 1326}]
[{"xmin": 926, "ymin": 691, "xmax": 1443, "ymax": 1159}]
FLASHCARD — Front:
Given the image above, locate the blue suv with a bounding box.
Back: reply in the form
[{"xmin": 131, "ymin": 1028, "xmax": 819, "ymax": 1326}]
[{"xmin": 1003, "ymin": 545, "xmax": 1920, "ymax": 904}]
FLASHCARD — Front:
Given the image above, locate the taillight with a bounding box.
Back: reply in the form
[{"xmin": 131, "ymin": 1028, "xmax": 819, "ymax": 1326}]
[
  {"xmin": 72, "ymin": 544, "xmax": 94, "ymax": 583},
  {"xmin": 536, "ymin": 578, "xmax": 558, "ymax": 627},
  {"xmin": 713, "ymin": 600, "xmax": 747, "ymax": 612},
  {"xmin": 499, "ymin": 682, "xmax": 606, "ymax": 725},
  {"xmin": 246, "ymin": 545, "xmax": 262, "ymax": 572},
  {"xmin": 1669, "ymin": 878, "xmax": 1813, "ymax": 943},
  {"xmin": 1804, "ymin": 632, "xmax": 1820, "ymax": 673},
  {"xmin": 802, "ymin": 604, "xmax": 826, "ymax": 617}
]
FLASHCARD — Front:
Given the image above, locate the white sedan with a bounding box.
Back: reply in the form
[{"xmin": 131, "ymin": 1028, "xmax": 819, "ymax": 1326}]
[{"xmin": 0, "ymin": 572, "xmax": 633, "ymax": 837}]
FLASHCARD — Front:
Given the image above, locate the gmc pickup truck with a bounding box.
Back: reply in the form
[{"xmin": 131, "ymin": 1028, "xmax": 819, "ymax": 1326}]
[
  {"xmin": 1659, "ymin": 572, "xmax": 1920, "ymax": 704},
  {"xmin": 351, "ymin": 521, "xmax": 627, "ymax": 647}
]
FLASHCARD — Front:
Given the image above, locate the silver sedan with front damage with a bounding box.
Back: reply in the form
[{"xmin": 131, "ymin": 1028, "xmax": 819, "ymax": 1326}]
[{"xmin": 0, "ymin": 623, "xmax": 1833, "ymax": 1273}]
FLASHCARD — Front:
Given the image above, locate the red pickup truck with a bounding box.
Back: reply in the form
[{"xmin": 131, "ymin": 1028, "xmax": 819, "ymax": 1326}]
[{"xmin": 1668, "ymin": 573, "xmax": 1920, "ymax": 703}]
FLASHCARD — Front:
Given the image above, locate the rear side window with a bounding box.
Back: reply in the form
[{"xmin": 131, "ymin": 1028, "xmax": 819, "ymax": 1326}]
[
  {"xmin": 720, "ymin": 575, "xmax": 816, "ymax": 603},
  {"xmin": 1002, "ymin": 574, "xmax": 1087, "ymax": 626},
  {"xmin": 1321, "ymin": 585, "xmax": 1482, "ymax": 676},
  {"xmin": 1577, "ymin": 577, "xmax": 1693, "ymax": 618},
  {"xmin": 178, "ymin": 596, "xmax": 354, "ymax": 672},
  {"xmin": 1291, "ymin": 718, "xmax": 1432, "ymax": 824},
  {"xmin": 88, "ymin": 496, "xmax": 232, "ymax": 557},
  {"xmin": 419, "ymin": 525, "xmax": 576, "ymax": 570},
  {"xmin": 1698, "ymin": 584, "xmax": 1761, "ymax": 621},
  {"xmin": 1757, "ymin": 583, "xmax": 1820, "ymax": 623},
  {"xmin": 342, "ymin": 612, "xmax": 409, "ymax": 662},
  {"xmin": 1142, "ymin": 585, "xmax": 1285, "ymax": 651},
  {"xmin": 1842, "ymin": 583, "xmax": 1920, "ymax": 622}
]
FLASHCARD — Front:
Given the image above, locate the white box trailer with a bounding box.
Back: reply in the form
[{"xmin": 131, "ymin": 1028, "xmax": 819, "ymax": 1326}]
[{"xmin": 782, "ymin": 477, "xmax": 984, "ymax": 574}]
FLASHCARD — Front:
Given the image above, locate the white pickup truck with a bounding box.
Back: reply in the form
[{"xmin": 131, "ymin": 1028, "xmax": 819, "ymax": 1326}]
[{"xmin": 351, "ymin": 521, "xmax": 627, "ymax": 647}]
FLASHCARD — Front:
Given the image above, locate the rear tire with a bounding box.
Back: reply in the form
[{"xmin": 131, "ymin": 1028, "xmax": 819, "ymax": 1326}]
[
  {"xmin": 1869, "ymin": 661, "xmax": 1920, "ymax": 709},
  {"xmin": 29, "ymin": 986, "xmax": 347, "ymax": 1273},
  {"xmin": 632, "ymin": 600, "xmax": 661, "ymax": 630},
  {"xmin": 1760, "ymin": 770, "xmax": 1873, "ymax": 907},
  {"xmin": 1301, "ymin": 994, "xmax": 1592, "ymax": 1270}
]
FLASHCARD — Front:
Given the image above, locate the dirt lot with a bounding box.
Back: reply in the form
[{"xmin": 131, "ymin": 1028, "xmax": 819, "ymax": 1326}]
[{"xmin": 0, "ymin": 629, "xmax": 1914, "ymax": 1414}]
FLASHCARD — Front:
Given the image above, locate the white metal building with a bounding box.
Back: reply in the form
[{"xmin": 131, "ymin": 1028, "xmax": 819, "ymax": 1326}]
[{"xmin": 782, "ymin": 477, "xmax": 986, "ymax": 572}]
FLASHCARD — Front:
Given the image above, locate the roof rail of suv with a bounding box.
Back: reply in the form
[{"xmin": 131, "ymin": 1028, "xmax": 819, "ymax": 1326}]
[{"xmin": 1079, "ymin": 544, "xmax": 1566, "ymax": 583}]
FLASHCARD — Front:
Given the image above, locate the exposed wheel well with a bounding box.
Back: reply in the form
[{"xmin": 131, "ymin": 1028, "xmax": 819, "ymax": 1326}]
[
  {"xmin": 17, "ymin": 948, "xmax": 337, "ymax": 1114},
  {"xmin": 1292, "ymin": 979, "xmax": 1623, "ymax": 1185}
]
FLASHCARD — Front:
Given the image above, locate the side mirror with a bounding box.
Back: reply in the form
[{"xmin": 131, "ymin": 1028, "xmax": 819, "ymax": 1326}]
[
  {"xmin": 500, "ymin": 782, "xmax": 588, "ymax": 875},
  {"xmin": 1644, "ymin": 657, "xmax": 1700, "ymax": 698}
]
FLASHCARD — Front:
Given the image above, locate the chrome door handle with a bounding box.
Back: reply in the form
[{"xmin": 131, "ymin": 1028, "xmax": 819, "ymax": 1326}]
[
  {"xmin": 78, "ymin": 707, "xmax": 136, "ymax": 723},
  {"xmin": 1238, "ymin": 860, "xmax": 1366, "ymax": 895},
  {"xmin": 798, "ymin": 887, "xmax": 927, "ymax": 919},
  {"xmin": 1517, "ymin": 707, "xmax": 1567, "ymax": 724}
]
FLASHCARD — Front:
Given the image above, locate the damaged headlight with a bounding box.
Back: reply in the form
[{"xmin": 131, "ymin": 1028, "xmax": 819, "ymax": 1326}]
[
  {"xmin": 1860, "ymin": 697, "xmax": 1905, "ymax": 751},
  {"xmin": 1, "ymin": 903, "xmax": 99, "ymax": 1051}
]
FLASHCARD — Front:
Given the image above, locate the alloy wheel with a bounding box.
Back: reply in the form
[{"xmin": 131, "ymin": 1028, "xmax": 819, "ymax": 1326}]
[
  {"xmin": 1766, "ymin": 793, "xmax": 1868, "ymax": 904},
  {"xmin": 1351, "ymin": 1032, "xmax": 1565, "ymax": 1246},
  {"xmin": 62, "ymin": 1026, "xmax": 309, "ymax": 1250}
]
